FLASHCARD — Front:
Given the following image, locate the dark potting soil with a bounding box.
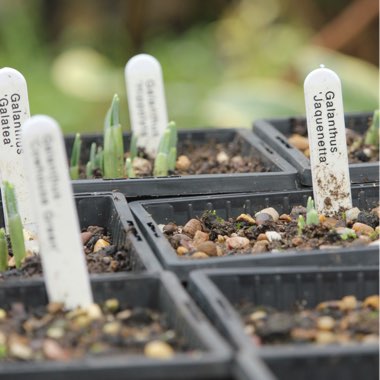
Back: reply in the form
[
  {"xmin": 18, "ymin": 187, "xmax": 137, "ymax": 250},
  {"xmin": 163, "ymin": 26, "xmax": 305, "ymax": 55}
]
[
  {"xmin": 237, "ymin": 295, "xmax": 379, "ymax": 345},
  {"xmin": 289, "ymin": 117, "xmax": 379, "ymax": 163},
  {"xmin": 0, "ymin": 226, "xmax": 131, "ymax": 280},
  {"xmin": 81, "ymin": 136, "xmax": 269, "ymax": 179},
  {"xmin": 162, "ymin": 205, "xmax": 379, "ymax": 259},
  {"xmin": 0, "ymin": 300, "xmax": 192, "ymax": 361}
]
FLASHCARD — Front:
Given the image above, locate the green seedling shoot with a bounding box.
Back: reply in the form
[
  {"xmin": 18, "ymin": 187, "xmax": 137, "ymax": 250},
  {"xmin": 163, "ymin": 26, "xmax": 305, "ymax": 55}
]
[
  {"xmin": 153, "ymin": 128, "xmax": 170, "ymax": 177},
  {"xmin": 297, "ymin": 215, "xmax": 305, "ymax": 235},
  {"xmin": 69, "ymin": 133, "xmax": 81, "ymax": 180},
  {"xmin": 86, "ymin": 142, "xmax": 97, "ymax": 178},
  {"xmin": 129, "ymin": 133, "xmax": 138, "ymax": 161},
  {"xmin": 364, "ymin": 109, "xmax": 379, "ymax": 146},
  {"xmin": 0, "ymin": 228, "xmax": 8, "ymax": 272},
  {"xmin": 167, "ymin": 121, "xmax": 178, "ymax": 171},
  {"xmin": 125, "ymin": 157, "xmax": 136, "ymax": 178},
  {"xmin": 306, "ymin": 196, "xmax": 319, "ymax": 226},
  {"xmin": 103, "ymin": 94, "xmax": 125, "ymax": 179},
  {"xmin": 3, "ymin": 181, "xmax": 25, "ymax": 269},
  {"xmin": 340, "ymin": 230, "xmax": 357, "ymax": 241}
]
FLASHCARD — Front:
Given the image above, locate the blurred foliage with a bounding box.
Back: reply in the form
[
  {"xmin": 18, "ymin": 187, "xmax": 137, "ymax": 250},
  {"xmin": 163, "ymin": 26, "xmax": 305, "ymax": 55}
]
[{"xmin": 0, "ymin": 0, "xmax": 378, "ymax": 133}]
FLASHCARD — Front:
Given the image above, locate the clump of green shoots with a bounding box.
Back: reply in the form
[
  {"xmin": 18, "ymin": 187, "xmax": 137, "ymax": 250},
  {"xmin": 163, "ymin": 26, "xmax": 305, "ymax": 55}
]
[
  {"xmin": 153, "ymin": 121, "xmax": 178, "ymax": 177},
  {"xmin": 69, "ymin": 133, "xmax": 81, "ymax": 180},
  {"xmin": 86, "ymin": 142, "xmax": 104, "ymax": 178},
  {"xmin": 364, "ymin": 109, "xmax": 379, "ymax": 146},
  {"xmin": 124, "ymin": 133, "xmax": 138, "ymax": 178},
  {"xmin": 3, "ymin": 181, "xmax": 26, "ymax": 269},
  {"xmin": 306, "ymin": 196, "xmax": 319, "ymax": 226},
  {"xmin": 0, "ymin": 228, "xmax": 8, "ymax": 272},
  {"xmin": 103, "ymin": 94, "xmax": 125, "ymax": 179},
  {"xmin": 297, "ymin": 215, "xmax": 305, "ymax": 235}
]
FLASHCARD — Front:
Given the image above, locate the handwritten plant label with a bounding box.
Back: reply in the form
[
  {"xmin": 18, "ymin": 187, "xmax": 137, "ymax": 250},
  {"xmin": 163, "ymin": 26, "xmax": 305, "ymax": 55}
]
[
  {"xmin": 22, "ymin": 115, "xmax": 93, "ymax": 309},
  {"xmin": 125, "ymin": 54, "xmax": 168, "ymax": 157},
  {"xmin": 304, "ymin": 65, "xmax": 352, "ymax": 215},
  {"xmin": 0, "ymin": 68, "xmax": 36, "ymax": 232}
]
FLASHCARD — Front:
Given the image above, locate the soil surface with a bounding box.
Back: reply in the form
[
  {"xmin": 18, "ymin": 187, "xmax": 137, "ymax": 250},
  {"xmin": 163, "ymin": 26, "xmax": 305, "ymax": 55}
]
[
  {"xmin": 0, "ymin": 226, "xmax": 131, "ymax": 280},
  {"xmin": 162, "ymin": 205, "xmax": 379, "ymax": 259},
  {"xmin": 0, "ymin": 300, "xmax": 191, "ymax": 361},
  {"xmin": 237, "ymin": 295, "xmax": 379, "ymax": 345},
  {"xmin": 81, "ymin": 136, "xmax": 270, "ymax": 178},
  {"xmin": 288, "ymin": 117, "xmax": 379, "ymax": 163}
]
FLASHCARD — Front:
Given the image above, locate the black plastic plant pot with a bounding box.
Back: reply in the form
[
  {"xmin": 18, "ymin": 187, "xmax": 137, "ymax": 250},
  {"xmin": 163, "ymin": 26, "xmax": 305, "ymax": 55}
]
[
  {"xmin": 0, "ymin": 272, "xmax": 232, "ymax": 379},
  {"xmin": 0, "ymin": 192, "xmax": 161, "ymax": 281},
  {"xmin": 65, "ymin": 129, "xmax": 298, "ymax": 199},
  {"xmin": 188, "ymin": 267, "xmax": 379, "ymax": 380},
  {"xmin": 129, "ymin": 184, "xmax": 379, "ymax": 281},
  {"xmin": 253, "ymin": 112, "xmax": 379, "ymax": 185}
]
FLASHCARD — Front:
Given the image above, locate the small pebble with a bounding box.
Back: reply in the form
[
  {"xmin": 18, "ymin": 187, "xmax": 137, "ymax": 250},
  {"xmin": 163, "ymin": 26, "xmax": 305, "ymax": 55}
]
[
  {"xmin": 43, "ymin": 339, "xmax": 69, "ymax": 361},
  {"xmin": 251, "ymin": 240, "xmax": 269, "ymax": 253},
  {"xmin": 104, "ymin": 299, "xmax": 119, "ymax": 313},
  {"xmin": 176, "ymin": 246, "xmax": 188, "ymax": 256},
  {"xmin": 236, "ymin": 214, "xmax": 256, "ymax": 225},
  {"xmin": 46, "ymin": 326, "xmax": 65, "ymax": 339},
  {"xmin": 363, "ymin": 295, "xmax": 379, "ymax": 310},
  {"xmin": 249, "ymin": 311, "xmax": 267, "ymax": 321},
  {"xmin": 322, "ymin": 217, "xmax": 339, "ymax": 228},
  {"xmin": 163, "ymin": 223, "xmax": 177, "ymax": 234},
  {"xmin": 102, "ymin": 322, "xmax": 121, "ymax": 336},
  {"xmin": 352, "ymin": 222, "xmax": 374, "ymax": 236},
  {"xmin": 371, "ymin": 206, "xmax": 380, "ymax": 218},
  {"xmin": 279, "ymin": 214, "xmax": 292, "ymax": 222},
  {"xmin": 47, "ymin": 302, "xmax": 64, "ymax": 314},
  {"xmin": 116, "ymin": 309, "xmax": 132, "ymax": 320},
  {"xmin": 265, "ymin": 231, "xmax": 282, "ymax": 242},
  {"xmin": 144, "ymin": 340, "xmax": 174, "ymax": 359},
  {"xmin": 362, "ymin": 334, "xmax": 379, "ymax": 344},
  {"xmin": 216, "ymin": 151, "xmax": 229, "ymax": 164},
  {"xmin": 345, "ymin": 207, "xmax": 360, "ymax": 223},
  {"xmin": 217, "ymin": 235, "xmax": 225, "ymax": 243},
  {"xmin": 256, "ymin": 208, "xmax": 279, "ymax": 222},
  {"xmin": 317, "ymin": 316, "xmax": 335, "ymax": 331},
  {"xmin": 81, "ymin": 231, "xmax": 93, "ymax": 245},
  {"xmin": 176, "ymin": 155, "xmax": 191, "ymax": 171},
  {"xmin": 288, "ymin": 134, "xmax": 309, "ymax": 150},
  {"xmin": 193, "ymin": 230, "xmax": 209, "ymax": 246},
  {"xmin": 231, "ymin": 155, "xmax": 244, "ymax": 167},
  {"xmin": 9, "ymin": 335, "xmax": 33, "ymax": 360},
  {"xmin": 93, "ymin": 239, "xmax": 110, "ymax": 253},
  {"xmin": 86, "ymin": 304, "xmax": 103, "ymax": 321},
  {"xmin": 191, "ymin": 251, "xmax": 209, "ymax": 259},
  {"xmin": 255, "ymin": 213, "xmax": 272, "ymax": 225},
  {"xmin": 315, "ymin": 331, "xmax": 336, "ymax": 344},
  {"xmin": 226, "ymin": 236, "xmax": 250, "ymax": 250},
  {"xmin": 183, "ymin": 219, "xmax": 202, "ymax": 238},
  {"xmin": 339, "ymin": 295, "xmax": 357, "ymax": 311},
  {"xmin": 132, "ymin": 157, "xmax": 152, "ymax": 176},
  {"xmin": 291, "ymin": 236, "xmax": 303, "ymax": 246},
  {"xmin": 357, "ymin": 211, "xmax": 379, "ymax": 228},
  {"xmin": 291, "ymin": 328, "xmax": 317, "ymax": 341},
  {"xmin": 257, "ymin": 233, "xmax": 267, "ymax": 241},
  {"xmin": 196, "ymin": 241, "xmax": 217, "ymax": 256},
  {"xmin": 0, "ymin": 309, "xmax": 7, "ymax": 320}
]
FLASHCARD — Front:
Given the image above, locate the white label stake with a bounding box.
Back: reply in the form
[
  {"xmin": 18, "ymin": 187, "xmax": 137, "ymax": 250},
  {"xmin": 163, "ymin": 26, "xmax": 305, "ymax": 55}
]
[
  {"xmin": 125, "ymin": 54, "xmax": 168, "ymax": 157},
  {"xmin": 22, "ymin": 115, "xmax": 93, "ymax": 309},
  {"xmin": 304, "ymin": 65, "xmax": 352, "ymax": 215},
  {"xmin": 0, "ymin": 68, "xmax": 36, "ymax": 232}
]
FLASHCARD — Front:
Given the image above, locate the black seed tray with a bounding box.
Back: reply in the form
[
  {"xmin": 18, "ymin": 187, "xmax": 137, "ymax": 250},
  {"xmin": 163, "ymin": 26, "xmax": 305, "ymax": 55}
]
[
  {"xmin": 253, "ymin": 112, "xmax": 379, "ymax": 185},
  {"xmin": 65, "ymin": 129, "xmax": 298, "ymax": 199},
  {"xmin": 0, "ymin": 192, "xmax": 162, "ymax": 281},
  {"xmin": 129, "ymin": 184, "xmax": 379, "ymax": 281},
  {"xmin": 0, "ymin": 272, "xmax": 232, "ymax": 379},
  {"xmin": 188, "ymin": 267, "xmax": 379, "ymax": 380}
]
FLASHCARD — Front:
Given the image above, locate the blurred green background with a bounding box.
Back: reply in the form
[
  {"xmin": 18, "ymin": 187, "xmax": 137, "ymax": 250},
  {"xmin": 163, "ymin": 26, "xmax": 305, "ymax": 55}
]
[{"xmin": 0, "ymin": 0, "xmax": 378, "ymax": 133}]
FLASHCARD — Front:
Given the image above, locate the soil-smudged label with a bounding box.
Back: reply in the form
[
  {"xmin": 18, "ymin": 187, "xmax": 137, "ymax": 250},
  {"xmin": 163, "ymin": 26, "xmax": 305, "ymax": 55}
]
[
  {"xmin": 22, "ymin": 115, "xmax": 93, "ymax": 309},
  {"xmin": 304, "ymin": 66, "xmax": 352, "ymax": 215},
  {"xmin": 125, "ymin": 54, "xmax": 168, "ymax": 156},
  {"xmin": 0, "ymin": 68, "xmax": 35, "ymax": 232}
]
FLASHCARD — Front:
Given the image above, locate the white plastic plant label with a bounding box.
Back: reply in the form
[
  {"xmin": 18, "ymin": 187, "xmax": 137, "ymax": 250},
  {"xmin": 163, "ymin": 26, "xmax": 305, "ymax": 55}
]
[
  {"xmin": 125, "ymin": 54, "xmax": 168, "ymax": 157},
  {"xmin": 304, "ymin": 65, "xmax": 352, "ymax": 215},
  {"xmin": 22, "ymin": 115, "xmax": 93, "ymax": 309},
  {"xmin": 0, "ymin": 67, "xmax": 36, "ymax": 232}
]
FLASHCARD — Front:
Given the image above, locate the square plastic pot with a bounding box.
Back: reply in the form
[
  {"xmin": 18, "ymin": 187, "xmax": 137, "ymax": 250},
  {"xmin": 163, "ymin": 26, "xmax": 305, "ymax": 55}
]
[
  {"xmin": 188, "ymin": 267, "xmax": 379, "ymax": 380},
  {"xmin": 0, "ymin": 272, "xmax": 232, "ymax": 379},
  {"xmin": 65, "ymin": 129, "xmax": 298, "ymax": 199},
  {"xmin": 0, "ymin": 192, "xmax": 161, "ymax": 282},
  {"xmin": 253, "ymin": 112, "xmax": 379, "ymax": 185},
  {"xmin": 129, "ymin": 184, "xmax": 379, "ymax": 281}
]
